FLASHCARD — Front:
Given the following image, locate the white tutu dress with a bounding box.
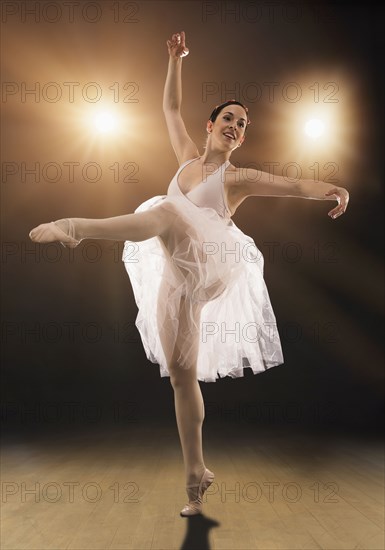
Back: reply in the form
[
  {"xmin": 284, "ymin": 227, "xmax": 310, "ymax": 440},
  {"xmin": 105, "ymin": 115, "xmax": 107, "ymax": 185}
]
[{"xmin": 122, "ymin": 157, "xmax": 284, "ymax": 382}]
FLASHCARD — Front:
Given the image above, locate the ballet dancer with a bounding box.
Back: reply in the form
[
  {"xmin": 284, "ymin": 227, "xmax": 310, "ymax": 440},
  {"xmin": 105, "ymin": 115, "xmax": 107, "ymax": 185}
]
[{"xmin": 29, "ymin": 31, "xmax": 350, "ymax": 516}]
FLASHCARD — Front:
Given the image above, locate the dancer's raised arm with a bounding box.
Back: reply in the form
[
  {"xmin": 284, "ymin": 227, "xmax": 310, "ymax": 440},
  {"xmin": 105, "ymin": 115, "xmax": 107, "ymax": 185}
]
[{"xmin": 163, "ymin": 31, "xmax": 199, "ymax": 165}]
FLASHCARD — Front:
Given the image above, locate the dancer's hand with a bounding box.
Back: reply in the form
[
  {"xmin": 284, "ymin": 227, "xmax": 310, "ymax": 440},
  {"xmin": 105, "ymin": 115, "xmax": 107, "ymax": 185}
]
[
  {"xmin": 166, "ymin": 31, "xmax": 189, "ymax": 58},
  {"xmin": 325, "ymin": 187, "xmax": 350, "ymax": 219}
]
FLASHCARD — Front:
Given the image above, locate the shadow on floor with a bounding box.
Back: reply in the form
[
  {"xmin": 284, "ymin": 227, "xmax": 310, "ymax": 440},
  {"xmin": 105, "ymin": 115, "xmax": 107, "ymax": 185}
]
[{"xmin": 180, "ymin": 515, "xmax": 220, "ymax": 550}]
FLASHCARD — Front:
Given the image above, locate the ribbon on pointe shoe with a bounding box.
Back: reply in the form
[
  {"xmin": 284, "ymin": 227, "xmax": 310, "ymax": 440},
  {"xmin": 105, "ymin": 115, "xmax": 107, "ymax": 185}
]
[
  {"xmin": 52, "ymin": 219, "xmax": 81, "ymax": 248},
  {"xmin": 29, "ymin": 219, "xmax": 81, "ymax": 249},
  {"xmin": 180, "ymin": 468, "xmax": 215, "ymax": 517}
]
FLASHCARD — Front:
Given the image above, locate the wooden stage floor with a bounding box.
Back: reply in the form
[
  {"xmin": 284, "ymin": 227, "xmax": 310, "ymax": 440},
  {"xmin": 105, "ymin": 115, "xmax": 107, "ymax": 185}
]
[{"xmin": 1, "ymin": 420, "xmax": 384, "ymax": 550}]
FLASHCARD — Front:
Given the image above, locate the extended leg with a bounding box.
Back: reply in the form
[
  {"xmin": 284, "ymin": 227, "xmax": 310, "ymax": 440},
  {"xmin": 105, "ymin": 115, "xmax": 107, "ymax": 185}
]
[{"xmin": 29, "ymin": 204, "xmax": 176, "ymax": 245}]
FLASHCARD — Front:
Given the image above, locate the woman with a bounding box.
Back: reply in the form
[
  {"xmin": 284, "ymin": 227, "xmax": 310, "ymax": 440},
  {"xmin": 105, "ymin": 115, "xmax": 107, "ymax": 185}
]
[{"xmin": 29, "ymin": 31, "xmax": 350, "ymax": 517}]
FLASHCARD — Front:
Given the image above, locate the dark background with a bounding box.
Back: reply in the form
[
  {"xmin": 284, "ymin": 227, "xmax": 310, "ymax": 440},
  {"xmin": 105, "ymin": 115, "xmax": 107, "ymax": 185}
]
[{"xmin": 1, "ymin": 0, "xmax": 384, "ymax": 437}]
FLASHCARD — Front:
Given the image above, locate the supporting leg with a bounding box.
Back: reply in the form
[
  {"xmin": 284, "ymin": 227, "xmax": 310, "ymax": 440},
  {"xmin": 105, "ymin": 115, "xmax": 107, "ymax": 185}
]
[
  {"xmin": 172, "ymin": 365, "xmax": 206, "ymax": 485},
  {"xmin": 159, "ymin": 292, "xmax": 208, "ymax": 485},
  {"xmin": 161, "ymin": 296, "xmax": 215, "ymax": 516}
]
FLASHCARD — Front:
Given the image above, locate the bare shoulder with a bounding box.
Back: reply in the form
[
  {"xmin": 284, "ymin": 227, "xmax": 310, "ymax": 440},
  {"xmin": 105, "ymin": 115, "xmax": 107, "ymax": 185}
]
[
  {"xmin": 224, "ymin": 162, "xmax": 252, "ymax": 214},
  {"xmin": 225, "ymin": 162, "xmax": 255, "ymax": 194}
]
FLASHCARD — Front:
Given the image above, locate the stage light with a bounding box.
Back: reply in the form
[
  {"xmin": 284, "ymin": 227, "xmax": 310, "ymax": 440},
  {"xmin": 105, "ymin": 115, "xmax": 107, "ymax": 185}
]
[
  {"xmin": 93, "ymin": 110, "xmax": 118, "ymax": 133},
  {"xmin": 304, "ymin": 118, "xmax": 325, "ymax": 140}
]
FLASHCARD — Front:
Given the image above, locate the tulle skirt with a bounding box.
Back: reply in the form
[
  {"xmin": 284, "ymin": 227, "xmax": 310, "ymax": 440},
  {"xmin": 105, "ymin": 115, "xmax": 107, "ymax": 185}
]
[{"xmin": 122, "ymin": 194, "xmax": 284, "ymax": 383}]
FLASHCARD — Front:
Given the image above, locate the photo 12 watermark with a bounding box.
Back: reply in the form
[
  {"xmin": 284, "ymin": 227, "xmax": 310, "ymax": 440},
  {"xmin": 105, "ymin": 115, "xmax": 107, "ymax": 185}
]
[
  {"xmin": 1, "ymin": 400, "xmax": 141, "ymax": 425},
  {"xmin": 1, "ymin": 480, "xmax": 141, "ymax": 503},
  {"xmin": 201, "ymin": 81, "xmax": 339, "ymax": 105},
  {"xmin": 206, "ymin": 479, "xmax": 340, "ymax": 504},
  {"xmin": 2, "ymin": 81, "xmax": 139, "ymax": 103},
  {"xmin": 1, "ymin": 1, "xmax": 140, "ymax": 24},
  {"xmin": 201, "ymin": 1, "xmax": 337, "ymax": 26}
]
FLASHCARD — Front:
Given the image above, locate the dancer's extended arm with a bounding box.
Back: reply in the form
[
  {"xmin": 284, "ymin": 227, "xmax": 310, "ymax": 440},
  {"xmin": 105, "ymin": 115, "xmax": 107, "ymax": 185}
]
[
  {"xmin": 237, "ymin": 167, "xmax": 350, "ymax": 219},
  {"xmin": 163, "ymin": 31, "xmax": 199, "ymax": 165}
]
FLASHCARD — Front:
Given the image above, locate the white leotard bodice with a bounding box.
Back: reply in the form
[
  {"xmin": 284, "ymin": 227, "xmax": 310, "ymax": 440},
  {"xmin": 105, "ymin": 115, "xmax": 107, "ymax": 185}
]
[{"xmin": 167, "ymin": 157, "xmax": 232, "ymax": 219}]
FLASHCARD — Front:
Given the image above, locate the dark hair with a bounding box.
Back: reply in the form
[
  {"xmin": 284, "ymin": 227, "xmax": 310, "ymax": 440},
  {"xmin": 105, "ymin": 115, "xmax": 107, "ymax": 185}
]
[{"xmin": 208, "ymin": 99, "xmax": 251, "ymax": 134}]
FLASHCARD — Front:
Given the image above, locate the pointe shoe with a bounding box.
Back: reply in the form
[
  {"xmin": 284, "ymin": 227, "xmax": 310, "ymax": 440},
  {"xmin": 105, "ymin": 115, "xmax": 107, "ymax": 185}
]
[
  {"xmin": 29, "ymin": 219, "xmax": 81, "ymax": 249},
  {"xmin": 180, "ymin": 468, "xmax": 215, "ymax": 517}
]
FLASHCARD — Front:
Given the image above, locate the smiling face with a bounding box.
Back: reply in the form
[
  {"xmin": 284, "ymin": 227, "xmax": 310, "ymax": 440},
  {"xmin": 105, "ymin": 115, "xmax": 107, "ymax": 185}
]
[{"xmin": 207, "ymin": 104, "xmax": 248, "ymax": 151}]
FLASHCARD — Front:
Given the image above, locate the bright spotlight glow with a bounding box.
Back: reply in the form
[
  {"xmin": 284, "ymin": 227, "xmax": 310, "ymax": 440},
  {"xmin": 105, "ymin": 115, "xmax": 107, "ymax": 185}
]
[
  {"xmin": 76, "ymin": 103, "xmax": 131, "ymax": 148},
  {"xmin": 93, "ymin": 111, "xmax": 118, "ymax": 133},
  {"xmin": 304, "ymin": 118, "xmax": 325, "ymax": 140}
]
